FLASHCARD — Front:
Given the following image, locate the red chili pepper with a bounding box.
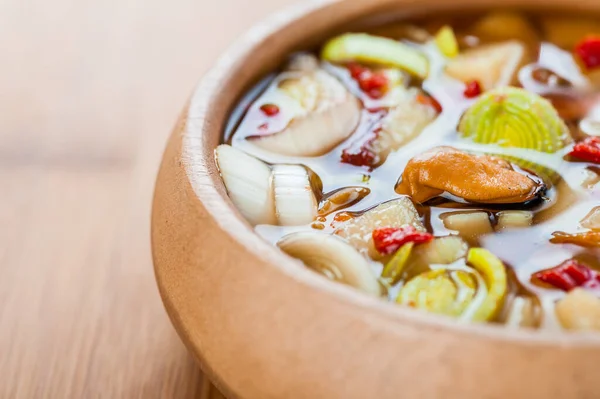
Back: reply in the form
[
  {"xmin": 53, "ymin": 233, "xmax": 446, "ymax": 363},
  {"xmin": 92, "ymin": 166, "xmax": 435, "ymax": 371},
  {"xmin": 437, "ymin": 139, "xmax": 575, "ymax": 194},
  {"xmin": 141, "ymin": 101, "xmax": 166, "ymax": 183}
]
[
  {"xmin": 463, "ymin": 80, "xmax": 482, "ymax": 98},
  {"xmin": 259, "ymin": 103, "xmax": 280, "ymax": 117},
  {"xmin": 575, "ymin": 36, "xmax": 600, "ymax": 70},
  {"xmin": 347, "ymin": 63, "xmax": 389, "ymax": 99},
  {"xmin": 341, "ymin": 129, "xmax": 380, "ymax": 168},
  {"xmin": 358, "ymin": 72, "xmax": 388, "ymax": 95},
  {"xmin": 346, "ymin": 62, "xmax": 365, "ymax": 79},
  {"xmin": 341, "ymin": 146, "xmax": 377, "ymax": 167},
  {"xmin": 372, "ymin": 226, "xmax": 434, "ymax": 255},
  {"xmin": 533, "ymin": 259, "xmax": 599, "ymax": 291},
  {"xmin": 569, "ymin": 136, "xmax": 600, "ymax": 163},
  {"xmin": 416, "ymin": 93, "xmax": 443, "ymax": 113}
]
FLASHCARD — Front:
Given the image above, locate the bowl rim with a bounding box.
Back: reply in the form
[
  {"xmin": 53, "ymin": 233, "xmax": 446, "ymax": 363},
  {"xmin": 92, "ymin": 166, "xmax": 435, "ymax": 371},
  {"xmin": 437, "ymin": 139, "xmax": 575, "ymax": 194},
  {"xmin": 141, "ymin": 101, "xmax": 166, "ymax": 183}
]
[{"xmin": 178, "ymin": 0, "xmax": 600, "ymax": 346}]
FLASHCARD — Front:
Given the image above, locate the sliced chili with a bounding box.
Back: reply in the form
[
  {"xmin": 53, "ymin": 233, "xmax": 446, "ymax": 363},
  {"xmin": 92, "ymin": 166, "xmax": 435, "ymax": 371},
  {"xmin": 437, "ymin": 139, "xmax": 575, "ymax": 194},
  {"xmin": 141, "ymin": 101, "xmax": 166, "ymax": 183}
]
[
  {"xmin": 259, "ymin": 103, "xmax": 280, "ymax": 117},
  {"xmin": 463, "ymin": 80, "xmax": 482, "ymax": 98},
  {"xmin": 532, "ymin": 259, "xmax": 600, "ymax": 291},
  {"xmin": 372, "ymin": 226, "xmax": 434, "ymax": 255},
  {"xmin": 341, "ymin": 130, "xmax": 380, "ymax": 168},
  {"xmin": 569, "ymin": 137, "xmax": 600, "ymax": 163},
  {"xmin": 575, "ymin": 36, "xmax": 600, "ymax": 70},
  {"xmin": 341, "ymin": 146, "xmax": 377, "ymax": 167},
  {"xmin": 347, "ymin": 63, "xmax": 389, "ymax": 99}
]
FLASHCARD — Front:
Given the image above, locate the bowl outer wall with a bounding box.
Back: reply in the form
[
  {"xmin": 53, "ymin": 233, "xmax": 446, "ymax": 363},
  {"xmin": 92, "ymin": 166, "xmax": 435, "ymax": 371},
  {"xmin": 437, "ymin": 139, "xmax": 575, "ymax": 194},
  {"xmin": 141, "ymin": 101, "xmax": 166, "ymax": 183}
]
[{"xmin": 152, "ymin": 0, "xmax": 600, "ymax": 398}]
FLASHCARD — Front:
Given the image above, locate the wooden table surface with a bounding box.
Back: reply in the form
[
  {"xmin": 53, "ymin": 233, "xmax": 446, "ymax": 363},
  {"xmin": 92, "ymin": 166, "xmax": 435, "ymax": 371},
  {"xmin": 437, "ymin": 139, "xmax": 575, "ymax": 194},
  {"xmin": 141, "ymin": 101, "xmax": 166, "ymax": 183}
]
[{"xmin": 0, "ymin": 0, "xmax": 295, "ymax": 397}]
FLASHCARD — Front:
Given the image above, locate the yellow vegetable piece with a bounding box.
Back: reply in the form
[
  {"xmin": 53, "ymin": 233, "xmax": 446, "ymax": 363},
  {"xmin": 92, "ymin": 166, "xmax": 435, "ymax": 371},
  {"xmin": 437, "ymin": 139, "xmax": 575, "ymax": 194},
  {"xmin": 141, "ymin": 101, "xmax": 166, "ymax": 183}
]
[
  {"xmin": 397, "ymin": 269, "xmax": 476, "ymax": 317},
  {"xmin": 435, "ymin": 25, "xmax": 459, "ymax": 58},
  {"xmin": 321, "ymin": 33, "xmax": 429, "ymax": 79},
  {"xmin": 381, "ymin": 242, "xmax": 414, "ymax": 284},
  {"xmin": 466, "ymin": 248, "xmax": 508, "ymax": 321}
]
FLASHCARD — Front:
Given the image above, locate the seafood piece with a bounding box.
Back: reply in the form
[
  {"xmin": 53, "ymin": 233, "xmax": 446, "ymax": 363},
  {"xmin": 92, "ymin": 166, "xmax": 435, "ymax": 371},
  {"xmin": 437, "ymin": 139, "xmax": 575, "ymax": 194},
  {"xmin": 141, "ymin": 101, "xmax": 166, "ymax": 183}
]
[{"xmin": 396, "ymin": 147, "xmax": 544, "ymax": 204}]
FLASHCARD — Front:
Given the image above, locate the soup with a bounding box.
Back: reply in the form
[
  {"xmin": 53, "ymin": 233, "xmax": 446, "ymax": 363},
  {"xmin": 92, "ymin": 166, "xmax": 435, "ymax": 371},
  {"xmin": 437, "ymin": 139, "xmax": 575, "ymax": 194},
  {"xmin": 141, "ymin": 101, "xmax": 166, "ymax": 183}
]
[{"xmin": 215, "ymin": 10, "xmax": 600, "ymax": 331}]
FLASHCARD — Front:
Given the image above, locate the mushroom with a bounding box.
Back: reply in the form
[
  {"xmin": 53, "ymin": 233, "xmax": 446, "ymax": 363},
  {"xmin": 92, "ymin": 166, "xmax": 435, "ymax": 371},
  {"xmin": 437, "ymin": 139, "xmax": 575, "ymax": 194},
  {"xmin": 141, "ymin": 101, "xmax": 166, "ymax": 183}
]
[
  {"xmin": 277, "ymin": 232, "xmax": 381, "ymax": 296},
  {"xmin": 248, "ymin": 54, "xmax": 361, "ymax": 157},
  {"xmin": 396, "ymin": 146, "xmax": 545, "ymax": 204}
]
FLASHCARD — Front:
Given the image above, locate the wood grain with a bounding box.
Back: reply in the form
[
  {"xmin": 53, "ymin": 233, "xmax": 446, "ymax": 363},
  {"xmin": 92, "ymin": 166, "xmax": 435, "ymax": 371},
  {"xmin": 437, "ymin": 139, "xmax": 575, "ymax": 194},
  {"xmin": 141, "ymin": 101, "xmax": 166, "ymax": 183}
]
[{"xmin": 0, "ymin": 0, "xmax": 295, "ymax": 397}]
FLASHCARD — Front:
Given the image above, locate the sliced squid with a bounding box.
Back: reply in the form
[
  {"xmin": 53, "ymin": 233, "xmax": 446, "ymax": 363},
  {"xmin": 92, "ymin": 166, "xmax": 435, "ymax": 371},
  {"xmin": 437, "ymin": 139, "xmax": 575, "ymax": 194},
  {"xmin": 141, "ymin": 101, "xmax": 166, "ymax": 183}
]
[
  {"xmin": 215, "ymin": 144, "xmax": 276, "ymax": 226},
  {"xmin": 277, "ymin": 232, "xmax": 381, "ymax": 296},
  {"xmin": 249, "ymin": 54, "xmax": 361, "ymax": 157},
  {"xmin": 272, "ymin": 164, "xmax": 318, "ymax": 226},
  {"xmin": 334, "ymin": 197, "xmax": 425, "ymax": 260},
  {"xmin": 445, "ymin": 41, "xmax": 529, "ymax": 90}
]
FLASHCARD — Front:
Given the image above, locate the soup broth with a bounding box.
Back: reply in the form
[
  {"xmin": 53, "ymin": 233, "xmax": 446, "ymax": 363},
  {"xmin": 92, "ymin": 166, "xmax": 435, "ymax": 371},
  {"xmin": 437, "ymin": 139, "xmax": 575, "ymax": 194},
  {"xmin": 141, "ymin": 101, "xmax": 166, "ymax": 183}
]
[{"xmin": 216, "ymin": 10, "xmax": 600, "ymax": 331}]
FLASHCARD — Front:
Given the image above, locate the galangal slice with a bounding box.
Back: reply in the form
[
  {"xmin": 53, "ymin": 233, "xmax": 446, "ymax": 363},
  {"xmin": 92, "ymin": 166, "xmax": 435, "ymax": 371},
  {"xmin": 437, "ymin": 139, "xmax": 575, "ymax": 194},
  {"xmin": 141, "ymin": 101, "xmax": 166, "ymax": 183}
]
[{"xmin": 445, "ymin": 41, "xmax": 529, "ymax": 90}]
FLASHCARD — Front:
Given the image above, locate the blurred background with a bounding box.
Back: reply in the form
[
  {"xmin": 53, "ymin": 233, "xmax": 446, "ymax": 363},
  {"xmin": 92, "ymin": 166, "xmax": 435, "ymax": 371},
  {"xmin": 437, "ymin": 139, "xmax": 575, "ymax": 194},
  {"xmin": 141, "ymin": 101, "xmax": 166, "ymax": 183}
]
[{"xmin": 0, "ymin": 0, "xmax": 295, "ymax": 397}]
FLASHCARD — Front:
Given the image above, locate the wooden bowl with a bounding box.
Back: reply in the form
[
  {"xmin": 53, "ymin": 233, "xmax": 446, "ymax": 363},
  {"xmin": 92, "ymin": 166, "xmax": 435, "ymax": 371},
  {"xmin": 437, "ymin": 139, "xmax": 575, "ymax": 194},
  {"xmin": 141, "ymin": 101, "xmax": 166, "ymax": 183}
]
[{"xmin": 152, "ymin": 0, "xmax": 600, "ymax": 397}]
